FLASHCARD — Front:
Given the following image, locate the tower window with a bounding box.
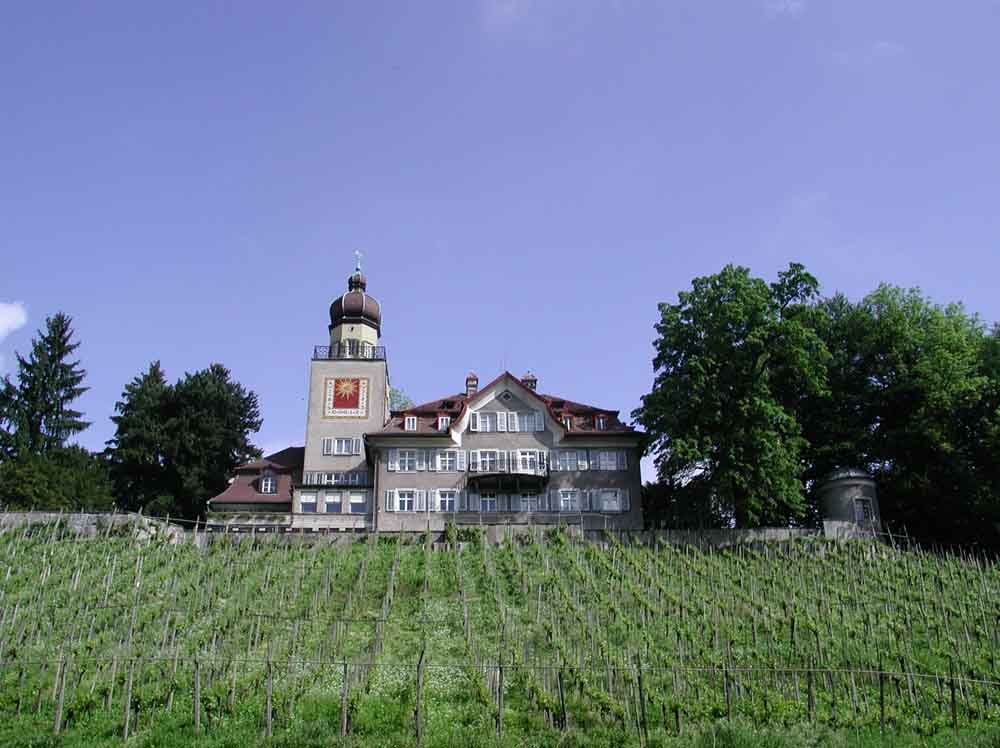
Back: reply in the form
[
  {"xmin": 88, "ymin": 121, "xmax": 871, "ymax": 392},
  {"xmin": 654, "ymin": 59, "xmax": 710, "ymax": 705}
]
[{"xmin": 404, "ymin": 416, "xmax": 418, "ymax": 431}]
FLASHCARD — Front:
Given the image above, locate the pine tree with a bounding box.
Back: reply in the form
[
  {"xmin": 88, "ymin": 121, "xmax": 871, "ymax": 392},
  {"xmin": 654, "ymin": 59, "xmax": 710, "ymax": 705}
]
[{"xmin": 9, "ymin": 313, "xmax": 90, "ymax": 454}]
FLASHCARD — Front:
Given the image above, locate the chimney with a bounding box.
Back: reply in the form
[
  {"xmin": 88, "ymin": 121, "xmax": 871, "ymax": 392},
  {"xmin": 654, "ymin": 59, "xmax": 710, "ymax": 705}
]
[
  {"xmin": 465, "ymin": 371, "xmax": 479, "ymax": 398},
  {"xmin": 522, "ymin": 371, "xmax": 538, "ymax": 391}
]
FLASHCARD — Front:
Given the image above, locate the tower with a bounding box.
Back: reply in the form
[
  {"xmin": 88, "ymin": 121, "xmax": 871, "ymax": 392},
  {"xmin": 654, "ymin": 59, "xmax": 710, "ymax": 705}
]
[{"xmin": 297, "ymin": 257, "xmax": 389, "ymax": 525}]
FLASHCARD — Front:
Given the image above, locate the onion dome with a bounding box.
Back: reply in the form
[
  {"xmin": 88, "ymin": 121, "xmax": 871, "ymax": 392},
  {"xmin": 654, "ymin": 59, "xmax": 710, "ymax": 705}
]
[{"xmin": 330, "ymin": 265, "xmax": 381, "ymax": 334}]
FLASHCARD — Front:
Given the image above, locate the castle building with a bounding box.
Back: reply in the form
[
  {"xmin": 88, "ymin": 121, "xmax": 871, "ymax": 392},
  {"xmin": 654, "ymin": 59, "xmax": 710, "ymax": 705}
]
[{"xmin": 208, "ymin": 262, "xmax": 644, "ymax": 533}]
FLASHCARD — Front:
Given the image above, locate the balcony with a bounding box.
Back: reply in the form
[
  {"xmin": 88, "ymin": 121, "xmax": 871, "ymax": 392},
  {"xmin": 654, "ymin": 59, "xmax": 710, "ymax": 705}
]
[
  {"xmin": 313, "ymin": 343, "xmax": 386, "ymax": 361},
  {"xmin": 466, "ymin": 465, "xmax": 549, "ymax": 492}
]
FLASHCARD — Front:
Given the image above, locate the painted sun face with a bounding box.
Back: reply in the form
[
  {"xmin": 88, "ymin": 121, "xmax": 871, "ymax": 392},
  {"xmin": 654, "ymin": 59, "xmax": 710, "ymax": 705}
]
[
  {"xmin": 336, "ymin": 379, "xmax": 357, "ymax": 398},
  {"xmin": 325, "ymin": 377, "xmax": 368, "ymax": 418}
]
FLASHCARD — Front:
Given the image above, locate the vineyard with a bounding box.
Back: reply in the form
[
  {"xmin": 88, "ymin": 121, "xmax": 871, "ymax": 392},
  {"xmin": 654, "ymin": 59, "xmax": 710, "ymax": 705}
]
[{"xmin": 1, "ymin": 521, "xmax": 1000, "ymax": 747}]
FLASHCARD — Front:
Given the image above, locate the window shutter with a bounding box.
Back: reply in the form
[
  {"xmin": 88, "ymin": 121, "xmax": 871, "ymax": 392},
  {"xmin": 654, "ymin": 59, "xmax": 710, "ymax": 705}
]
[
  {"xmin": 427, "ymin": 449, "xmax": 438, "ymax": 472},
  {"xmin": 459, "ymin": 490, "xmax": 467, "ymax": 511},
  {"xmin": 457, "ymin": 450, "xmax": 467, "ymax": 471},
  {"xmin": 497, "ymin": 411, "xmax": 507, "ymax": 431},
  {"xmin": 322, "ymin": 437, "xmax": 332, "ymax": 456},
  {"xmin": 622, "ymin": 488, "xmax": 630, "ymax": 512},
  {"xmin": 618, "ymin": 450, "xmax": 628, "ymax": 470},
  {"xmin": 385, "ymin": 489, "xmax": 395, "ymax": 512},
  {"xmin": 387, "ymin": 449, "xmax": 398, "ymax": 472},
  {"xmin": 578, "ymin": 451, "xmax": 588, "ymax": 471},
  {"xmin": 535, "ymin": 410, "xmax": 544, "ymax": 431},
  {"xmin": 470, "ymin": 492, "xmax": 480, "ymax": 511},
  {"xmin": 589, "ymin": 449, "xmax": 600, "ymax": 471},
  {"xmin": 583, "ymin": 490, "xmax": 593, "ymax": 512},
  {"xmin": 469, "ymin": 451, "xmax": 479, "ymax": 472},
  {"xmin": 416, "ymin": 450, "xmax": 426, "ymax": 471},
  {"xmin": 432, "ymin": 489, "xmax": 440, "ymax": 512},
  {"xmin": 498, "ymin": 450, "xmax": 508, "ymax": 472},
  {"xmin": 509, "ymin": 412, "xmax": 518, "ymax": 432},
  {"xmin": 550, "ymin": 451, "xmax": 560, "ymax": 472},
  {"xmin": 353, "ymin": 438, "xmax": 362, "ymax": 455},
  {"xmin": 539, "ymin": 491, "xmax": 548, "ymax": 511},
  {"xmin": 470, "ymin": 412, "xmax": 479, "ymax": 431},
  {"xmin": 510, "ymin": 493, "xmax": 520, "ymax": 512}
]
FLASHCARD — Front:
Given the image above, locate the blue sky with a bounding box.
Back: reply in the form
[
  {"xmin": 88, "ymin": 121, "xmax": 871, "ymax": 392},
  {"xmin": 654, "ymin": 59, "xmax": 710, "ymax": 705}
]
[{"xmin": 3, "ymin": 1, "xmax": 999, "ymax": 479}]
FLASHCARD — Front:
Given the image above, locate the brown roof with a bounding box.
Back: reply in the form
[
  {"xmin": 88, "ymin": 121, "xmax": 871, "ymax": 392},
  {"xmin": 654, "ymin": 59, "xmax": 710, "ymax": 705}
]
[
  {"xmin": 209, "ymin": 447, "xmax": 303, "ymax": 506},
  {"xmin": 373, "ymin": 371, "xmax": 637, "ymax": 437}
]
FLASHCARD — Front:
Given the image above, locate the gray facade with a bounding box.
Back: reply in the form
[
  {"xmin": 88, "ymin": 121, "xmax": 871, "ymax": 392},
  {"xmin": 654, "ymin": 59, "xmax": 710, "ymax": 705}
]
[
  {"xmin": 370, "ymin": 377, "xmax": 643, "ymax": 533},
  {"xmin": 211, "ymin": 264, "xmax": 644, "ymax": 535}
]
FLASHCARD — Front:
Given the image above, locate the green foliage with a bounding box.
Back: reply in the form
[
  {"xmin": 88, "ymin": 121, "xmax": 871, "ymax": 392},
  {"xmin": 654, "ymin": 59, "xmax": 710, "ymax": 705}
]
[
  {"xmin": 389, "ymin": 387, "xmax": 414, "ymax": 411},
  {"xmin": 638, "ymin": 266, "xmax": 1000, "ymax": 545},
  {"xmin": 0, "ymin": 529, "xmax": 998, "ymax": 744},
  {"xmin": 799, "ymin": 286, "xmax": 999, "ymax": 544},
  {"xmin": 104, "ymin": 362, "xmax": 262, "ymax": 518},
  {"xmin": 0, "ymin": 312, "xmax": 89, "ymax": 458},
  {"xmin": 0, "ymin": 445, "xmax": 114, "ymax": 510},
  {"xmin": 104, "ymin": 361, "xmax": 170, "ymax": 512},
  {"xmin": 634, "ymin": 263, "xmax": 829, "ymax": 527}
]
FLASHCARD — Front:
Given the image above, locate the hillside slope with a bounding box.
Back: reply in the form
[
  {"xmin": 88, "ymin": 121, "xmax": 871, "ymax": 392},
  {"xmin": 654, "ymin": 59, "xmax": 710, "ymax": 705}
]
[{"xmin": 0, "ymin": 524, "xmax": 998, "ymax": 746}]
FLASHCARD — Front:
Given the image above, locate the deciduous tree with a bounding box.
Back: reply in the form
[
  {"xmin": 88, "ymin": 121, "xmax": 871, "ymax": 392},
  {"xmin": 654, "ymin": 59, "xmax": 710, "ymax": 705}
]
[{"xmin": 634, "ymin": 263, "xmax": 829, "ymax": 527}]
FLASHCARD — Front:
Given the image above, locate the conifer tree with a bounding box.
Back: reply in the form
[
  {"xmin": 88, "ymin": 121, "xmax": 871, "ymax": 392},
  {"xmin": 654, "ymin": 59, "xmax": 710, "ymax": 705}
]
[
  {"xmin": 6, "ymin": 313, "xmax": 90, "ymax": 454},
  {"xmin": 105, "ymin": 361, "xmax": 170, "ymax": 511}
]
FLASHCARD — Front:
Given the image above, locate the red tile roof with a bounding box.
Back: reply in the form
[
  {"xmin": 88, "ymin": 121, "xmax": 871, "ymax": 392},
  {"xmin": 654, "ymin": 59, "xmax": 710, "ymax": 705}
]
[
  {"xmin": 209, "ymin": 447, "xmax": 303, "ymax": 506},
  {"xmin": 374, "ymin": 372, "xmax": 637, "ymax": 437}
]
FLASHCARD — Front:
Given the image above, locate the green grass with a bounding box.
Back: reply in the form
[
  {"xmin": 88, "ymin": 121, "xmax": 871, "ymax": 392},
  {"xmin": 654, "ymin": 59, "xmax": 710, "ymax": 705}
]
[{"xmin": 0, "ymin": 522, "xmax": 998, "ymax": 745}]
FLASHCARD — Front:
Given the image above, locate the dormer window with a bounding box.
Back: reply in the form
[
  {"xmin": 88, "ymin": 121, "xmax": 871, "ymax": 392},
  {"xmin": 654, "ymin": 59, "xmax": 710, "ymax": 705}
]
[
  {"xmin": 404, "ymin": 416, "xmax": 418, "ymax": 431},
  {"xmin": 438, "ymin": 416, "xmax": 451, "ymax": 431},
  {"xmin": 260, "ymin": 473, "xmax": 277, "ymax": 494},
  {"xmin": 596, "ymin": 415, "xmax": 608, "ymax": 430},
  {"xmin": 562, "ymin": 415, "xmax": 572, "ymax": 430}
]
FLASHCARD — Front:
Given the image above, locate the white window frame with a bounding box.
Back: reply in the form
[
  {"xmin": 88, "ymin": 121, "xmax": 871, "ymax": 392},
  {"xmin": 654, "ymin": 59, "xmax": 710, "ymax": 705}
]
[
  {"xmin": 596, "ymin": 415, "xmax": 608, "ymax": 430},
  {"xmin": 349, "ymin": 492, "xmax": 367, "ymax": 514},
  {"xmin": 556, "ymin": 450, "xmax": 577, "ymax": 472},
  {"xmin": 404, "ymin": 416, "xmax": 418, "ymax": 432},
  {"xmin": 437, "ymin": 416, "xmax": 451, "ymax": 431},
  {"xmin": 519, "ymin": 450, "xmax": 538, "ymax": 473},
  {"xmin": 438, "ymin": 489, "xmax": 457, "ymax": 513},
  {"xmin": 398, "ymin": 449, "xmax": 417, "ymax": 472},
  {"xmin": 480, "ymin": 491, "xmax": 497, "ymax": 512},
  {"xmin": 479, "ymin": 413, "xmax": 494, "ymax": 433},
  {"xmin": 260, "ymin": 476, "xmax": 277, "ymax": 494},
  {"xmin": 559, "ymin": 489, "xmax": 579, "ymax": 512},
  {"xmin": 300, "ymin": 493, "xmax": 317, "ymax": 513},
  {"xmin": 519, "ymin": 412, "xmax": 534, "ymax": 432},
  {"xmin": 597, "ymin": 488, "xmax": 622, "ymax": 513},
  {"xmin": 598, "ymin": 450, "xmax": 618, "ymax": 471},
  {"xmin": 479, "ymin": 450, "xmax": 498, "ymax": 472},
  {"xmin": 562, "ymin": 415, "xmax": 572, "ymax": 430},
  {"xmin": 438, "ymin": 450, "xmax": 457, "ymax": 472},
  {"xmin": 323, "ymin": 492, "xmax": 342, "ymax": 514},
  {"xmin": 521, "ymin": 493, "xmax": 539, "ymax": 512},
  {"xmin": 396, "ymin": 489, "xmax": 415, "ymax": 512}
]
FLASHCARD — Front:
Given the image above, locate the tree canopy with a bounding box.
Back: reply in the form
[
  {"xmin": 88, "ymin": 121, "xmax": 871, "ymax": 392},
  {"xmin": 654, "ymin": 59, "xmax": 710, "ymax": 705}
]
[
  {"xmin": 637, "ymin": 265, "xmax": 1000, "ymax": 545},
  {"xmin": 0, "ymin": 313, "xmax": 112, "ymax": 510},
  {"xmin": 105, "ymin": 362, "xmax": 262, "ymax": 518},
  {"xmin": 634, "ymin": 263, "xmax": 829, "ymax": 527}
]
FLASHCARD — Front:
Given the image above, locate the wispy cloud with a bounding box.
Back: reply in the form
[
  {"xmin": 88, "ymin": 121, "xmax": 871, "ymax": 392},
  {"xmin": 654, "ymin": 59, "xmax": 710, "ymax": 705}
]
[
  {"xmin": 0, "ymin": 301, "xmax": 28, "ymax": 374},
  {"xmin": 764, "ymin": 0, "xmax": 806, "ymax": 16}
]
